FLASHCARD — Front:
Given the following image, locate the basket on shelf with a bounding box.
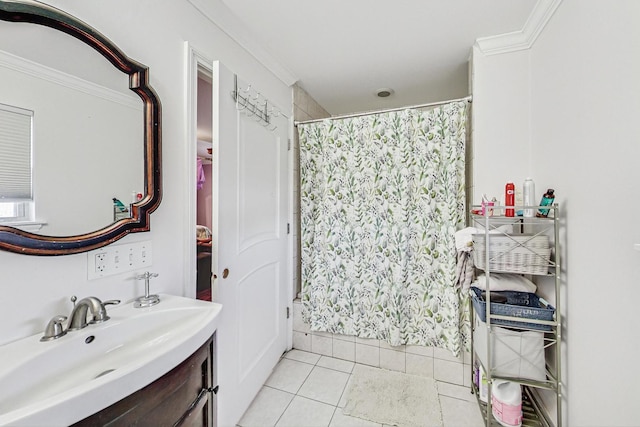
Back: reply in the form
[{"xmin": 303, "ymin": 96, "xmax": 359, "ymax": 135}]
[
  {"xmin": 470, "ymin": 287, "xmax": 555, "ymax": 331},
  {"xmin": 472, "ymin": 234, "xmax": 551, "ymax": 275}
]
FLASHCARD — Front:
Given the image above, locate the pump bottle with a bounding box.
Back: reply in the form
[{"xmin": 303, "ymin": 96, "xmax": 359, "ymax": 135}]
[{"xmin": 537, "ymin": 189, "xmax": 555, "ymax": 217}]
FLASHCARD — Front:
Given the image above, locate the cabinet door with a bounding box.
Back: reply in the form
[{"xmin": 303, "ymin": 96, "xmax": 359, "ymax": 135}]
[{"xmin": 72, "ymin": 337, "xmax": 214, "ymax": 427}]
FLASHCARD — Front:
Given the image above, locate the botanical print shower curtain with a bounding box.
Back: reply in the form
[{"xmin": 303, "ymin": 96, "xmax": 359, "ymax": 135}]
[{"xmin": 298, "ymin": 101, "xmax": 469, "ymax": 356}]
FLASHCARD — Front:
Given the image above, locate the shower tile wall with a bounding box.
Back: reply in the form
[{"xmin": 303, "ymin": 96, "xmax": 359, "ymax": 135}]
[
  {"xmin": 293, "ymin": 300, "xmax": 472, "ymax": 388},
  {"xmin": 292, "ymin": 85, "xmax": 330, "ymax": 296}
]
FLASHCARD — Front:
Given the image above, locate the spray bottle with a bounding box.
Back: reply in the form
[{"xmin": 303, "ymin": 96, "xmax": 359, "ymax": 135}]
[
  {"xmin": 505, "ymin": 182, "xmax": 515, "ymax": 217},
  {"xmin": 523, "ymin": 178, "xmax": 536, "ymax": 217}
]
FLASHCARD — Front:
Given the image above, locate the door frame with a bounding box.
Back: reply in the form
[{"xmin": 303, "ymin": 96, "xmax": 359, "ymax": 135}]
[{"xmin": 184, "ymin": 42, "xmax": 214, "ymax": 298}]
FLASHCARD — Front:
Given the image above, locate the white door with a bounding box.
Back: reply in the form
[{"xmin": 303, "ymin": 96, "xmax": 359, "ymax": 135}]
[{"xmin": 212, "ymin": 61, "xmax": 289, "ymax": 427}]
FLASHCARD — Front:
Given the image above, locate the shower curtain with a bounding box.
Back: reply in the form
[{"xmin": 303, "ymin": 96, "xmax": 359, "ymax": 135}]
[{"xmin": 298, "ymin": 101, "xmax": 469, "ymax": 356}]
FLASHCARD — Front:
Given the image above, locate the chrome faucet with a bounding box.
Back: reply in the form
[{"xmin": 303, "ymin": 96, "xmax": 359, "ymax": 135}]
[{"xmin": 67, "ymin": 296, "xmax": 120, "ymax": 331}]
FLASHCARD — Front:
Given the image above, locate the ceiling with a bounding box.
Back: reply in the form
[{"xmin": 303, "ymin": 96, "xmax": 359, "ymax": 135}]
[{"xmin": 217, "ymin": 0, "xmax": 538, "ymax": 115}]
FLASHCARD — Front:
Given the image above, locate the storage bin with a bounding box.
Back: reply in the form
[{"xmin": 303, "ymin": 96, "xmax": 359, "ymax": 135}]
[
  {"xmin": 470, "ymin": 287, "xmax": 555, "ymax": 332},
  {"xmin": 473, "ymin": 234, "xmax": 551, "ymax": 275},
  {"xmin": 473, "ymin": 314, "xmax": 546, "ymax": 382}
]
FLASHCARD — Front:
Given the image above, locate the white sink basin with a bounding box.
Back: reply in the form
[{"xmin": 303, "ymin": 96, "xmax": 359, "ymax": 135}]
[{"xmin": 0, "ymin": 294, "xmax": 222, "ymax": 426}]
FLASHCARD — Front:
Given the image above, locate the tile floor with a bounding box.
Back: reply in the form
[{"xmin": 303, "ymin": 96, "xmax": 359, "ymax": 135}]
[{"xmin": 238, "ymin": 349, "xmax": 484, "ymax": 427}]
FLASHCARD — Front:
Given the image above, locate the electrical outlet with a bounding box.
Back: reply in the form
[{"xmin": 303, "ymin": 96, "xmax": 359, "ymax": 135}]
[
  {"xmin": 95, "ymin": 253, "xmax": 107, "ymax": 272},
  {"xmin": 87, "ymin": 240, "xmax": 153, "ymax": 280}
]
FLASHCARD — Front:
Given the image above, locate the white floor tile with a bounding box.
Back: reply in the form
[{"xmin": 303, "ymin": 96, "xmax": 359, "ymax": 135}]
[
  {"xmin": 436, "ymin": 381, "xmax": 475, "ymax": 402},
  {"xmin": 265, "ymin": 358, "xmax": 314, "ymax": 394},
  {"xmin": 439, "ymin": 395, "xmax": 484, "ymax": 427},
  {"xmin": 317, "ymin": 356, "xmax": 355, "ymax": 373},
  {"xmin": 241, "ymin": 346, "xmax": 485, "ymax": 427},
  {"xmin": 285, "ymin": 349, "xmax": 322, "ymax": 365},
  {"xmin": 237, "ymin": 386, "xmax": 294, "ymax": 427},
  {"xmin": 329, "ymin": 409, "xmax": 382, "ymax": 427},
  {"xmin": 434, "ymin": 358, "xmax": 464, "ymax": 385},
  {"xmin": 275, "ymin": 396, "xmax": 336, "ymax": 427},
  {"xmin": 463, "ymin": 365, "xmax": 473, "ymax": 388},
  {"xmin": 337, "ymin": 375, "xmax": 352, "ymax": 408},
  {"xmin": 298, "ymin": 366, "xmax": 351, "ymax": 406}
]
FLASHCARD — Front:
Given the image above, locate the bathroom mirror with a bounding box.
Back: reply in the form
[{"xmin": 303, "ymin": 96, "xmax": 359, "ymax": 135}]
[{"xmin": 0, "ymin": 0, "xmax": 162, "ymax": 255}]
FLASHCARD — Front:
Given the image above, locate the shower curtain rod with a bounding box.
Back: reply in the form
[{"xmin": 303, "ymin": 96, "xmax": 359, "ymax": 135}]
[{"xmin": 294, "ymin": 95, "xmax": 472, "ymax": 126}]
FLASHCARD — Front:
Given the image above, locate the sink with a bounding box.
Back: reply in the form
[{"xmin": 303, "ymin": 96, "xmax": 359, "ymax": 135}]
[{"xmin": 0, "ymin": 294, "xmax": 222, "ymax": 426}]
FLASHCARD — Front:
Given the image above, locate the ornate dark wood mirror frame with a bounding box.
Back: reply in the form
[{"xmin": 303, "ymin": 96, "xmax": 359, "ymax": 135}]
[{"xmin": 0, "ymin": 0, "xmax": 162, "ymax": 255}]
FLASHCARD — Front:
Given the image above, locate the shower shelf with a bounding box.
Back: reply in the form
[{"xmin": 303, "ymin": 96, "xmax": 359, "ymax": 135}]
[{"xmin": 469, "ymin": 205, "xmax": 562, "ymax": 427}]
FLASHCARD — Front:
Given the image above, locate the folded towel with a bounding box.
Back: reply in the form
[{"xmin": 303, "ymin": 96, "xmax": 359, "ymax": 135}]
[{"xmin": 471, "ymin": 273, "xmax": 537, "ymax": 293}]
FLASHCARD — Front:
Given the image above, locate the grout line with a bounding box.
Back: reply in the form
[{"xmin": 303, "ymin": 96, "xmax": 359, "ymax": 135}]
[{"xmin": 328, "ymin": 406, "xmax": 339, "ymax": 427}]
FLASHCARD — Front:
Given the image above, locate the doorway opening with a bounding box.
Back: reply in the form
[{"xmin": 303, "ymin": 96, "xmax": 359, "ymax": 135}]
[{"xmin": 195, "ymin": 67, "xmax": 213, "ymax": 301}]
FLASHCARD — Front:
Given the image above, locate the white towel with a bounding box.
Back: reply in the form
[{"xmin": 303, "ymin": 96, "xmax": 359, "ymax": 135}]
[
  {"xmin": 471, "ymin": 273, "xmax": 537, "ymax": 293},
  {"xmin": 455, "ymin": 227, "xmax": 477, "ymax": 251}
]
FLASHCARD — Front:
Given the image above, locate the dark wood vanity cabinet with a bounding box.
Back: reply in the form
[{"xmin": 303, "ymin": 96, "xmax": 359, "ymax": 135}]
[{"xmin": 73, "ymin": 336, "xmax": 216, "ymax": 427}]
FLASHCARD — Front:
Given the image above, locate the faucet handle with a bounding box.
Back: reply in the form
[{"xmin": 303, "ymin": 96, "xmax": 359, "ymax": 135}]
[{"xmin": 40, "ymin": 315, "xmax": 68, "ymax": 342}]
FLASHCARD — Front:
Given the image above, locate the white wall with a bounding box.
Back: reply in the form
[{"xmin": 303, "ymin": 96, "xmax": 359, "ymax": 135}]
[
  {"xmin": 0, "ymin": 0, "xmax": 291, "ymax": 346},
  {"xmin": 473, "ymin": 1, "xmax": 640, "ymax": 425},
  {"xmin": 471, "ymin": 47, "xmax": 531, "ymax": 204}
]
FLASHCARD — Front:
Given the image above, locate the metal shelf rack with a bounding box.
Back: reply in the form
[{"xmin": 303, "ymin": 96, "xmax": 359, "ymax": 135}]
[{"xmin": 469, "ymin": 205, "xmax": 562, "ymax": 427}]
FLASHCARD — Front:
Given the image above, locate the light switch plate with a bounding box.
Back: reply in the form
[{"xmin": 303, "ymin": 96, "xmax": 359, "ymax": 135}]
[{"xmin": 87, "ymin": 240, "xmax": 153, "ymax": 280}]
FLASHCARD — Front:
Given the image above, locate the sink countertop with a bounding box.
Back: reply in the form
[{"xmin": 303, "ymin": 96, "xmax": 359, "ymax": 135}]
[{"xmin": 0, "ymin": 294, "xmax": 222, "ymax": 427}]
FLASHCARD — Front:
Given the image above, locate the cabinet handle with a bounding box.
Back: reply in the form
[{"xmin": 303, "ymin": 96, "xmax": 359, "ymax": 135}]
[
  {"xmin": 222, "ymin": 268, "xmax": 229, "ymax": 279},
  {"xmin": 173, "ymin": 385, "xmax": 217, "ymax": 427}
]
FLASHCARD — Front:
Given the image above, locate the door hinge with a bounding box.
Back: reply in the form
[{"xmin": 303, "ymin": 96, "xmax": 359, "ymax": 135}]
[
  {"xmin": 287, "ymin": 139, "xmax": 291, "ymax": 151},
  {"xmin": 287, "ymin": 223, "xmax": 290, "ymax": 234},
  {"xmin": 286, "ymin": 307, "xmax": 290, "ymax": 319}
]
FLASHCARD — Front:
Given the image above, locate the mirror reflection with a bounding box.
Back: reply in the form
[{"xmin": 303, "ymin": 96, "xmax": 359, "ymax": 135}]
[{"xmin": 0, "ymin": 14, "xmax": 144, "ymax": 236}]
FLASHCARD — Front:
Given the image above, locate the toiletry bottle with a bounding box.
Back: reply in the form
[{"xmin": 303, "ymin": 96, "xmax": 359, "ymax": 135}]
[
  {"xmin": 537, "ymin": 189, "xmax": 555, "ymax": 217},
  {"xmin": 505, "ymin": 182, "xmax": 515, "ymax": 217},
  {"xmin": 523, "ymin": 178, "xmax": 535, "ymax": 217},
  {"xmin": 113, "ymin": 197, "xmax": 127, "ymax": 212},
  {"xmin": 491, "ymin": 197, "xmax": 500, "ymax": 216}
]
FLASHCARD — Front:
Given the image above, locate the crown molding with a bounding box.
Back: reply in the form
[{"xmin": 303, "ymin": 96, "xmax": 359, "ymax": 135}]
[
  {"xmin": 475, "ymin": 0, "xmax": 562, "ymax": 55},
  {"xmin": 0, "ymin": 50, "xmax": 141, "ymax": 110},
  {"xmin": 187, "ymin": 0, "xmax": 298, "ymax": 87}
]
